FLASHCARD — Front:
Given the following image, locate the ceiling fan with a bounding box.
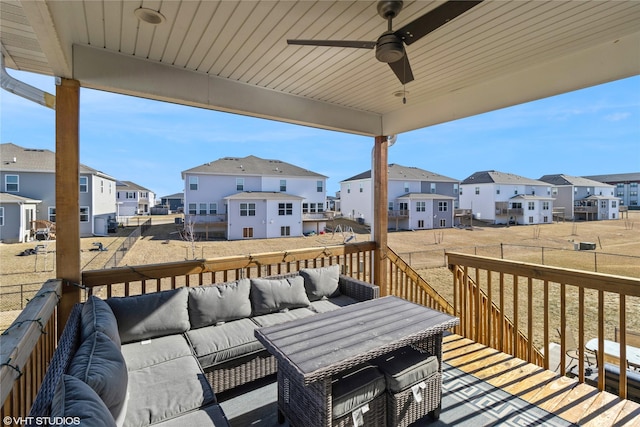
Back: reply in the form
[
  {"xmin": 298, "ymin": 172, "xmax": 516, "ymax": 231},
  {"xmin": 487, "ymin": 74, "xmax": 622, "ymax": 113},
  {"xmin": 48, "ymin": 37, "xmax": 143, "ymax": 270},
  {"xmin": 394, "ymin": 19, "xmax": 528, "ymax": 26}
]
[{"xmin": 287, "ymin": 1, "xmax": 482, "ymax": 85}]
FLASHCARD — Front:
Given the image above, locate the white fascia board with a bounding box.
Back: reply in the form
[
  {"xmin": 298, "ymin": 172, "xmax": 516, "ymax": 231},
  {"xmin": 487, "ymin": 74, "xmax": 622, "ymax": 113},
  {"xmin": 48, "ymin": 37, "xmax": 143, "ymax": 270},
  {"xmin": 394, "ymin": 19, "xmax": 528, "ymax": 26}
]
[
  {"xmin": 382, "ymin": 31, "xmax": 640, "ymax": 136},
  {"xmin": 73, "ymin": 45, "xmax": 381, "ymax": 137}
]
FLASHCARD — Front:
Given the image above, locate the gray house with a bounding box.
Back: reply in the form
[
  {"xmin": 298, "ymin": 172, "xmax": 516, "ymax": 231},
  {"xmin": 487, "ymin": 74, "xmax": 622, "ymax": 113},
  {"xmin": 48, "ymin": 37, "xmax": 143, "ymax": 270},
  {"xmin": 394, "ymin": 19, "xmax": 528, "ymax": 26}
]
[
  {"xmin": 0, "ymin": 193, "xmax": 41, "ymax": 243},
  {"xmin": 0, "ymin": 143, "xmax": 117, "ymax": 239},
  {"xmin": 583, "ymin": 172, "xmax": 640, "ymax": 210},
  {"xmin": 539, "ymin": 174, "xmax": 619, "ymax": 221},
  {"xmin": 160, "ymin": 193, "xmax": 185, "ymax": 213}
]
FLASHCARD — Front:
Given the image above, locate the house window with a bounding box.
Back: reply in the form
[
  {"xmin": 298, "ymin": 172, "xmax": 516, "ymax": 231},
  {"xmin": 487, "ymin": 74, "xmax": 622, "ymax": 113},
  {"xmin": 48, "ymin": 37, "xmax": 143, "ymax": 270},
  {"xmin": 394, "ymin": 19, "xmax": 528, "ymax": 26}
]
[
  {"xmin": 240, "ymin": 203, "xmax": 255, "ymax": 216},
  {"xmin": 475, "ymin": 187, "xmax": 480, "ymax": 195},
  {"xmin": 80, "ymin": 176, "xmax": 88, "ymax": 193},
  {"xmin": 399, "ymin": 202, "xmax": 408, "ymax": 212},
  {"xmin": 430, "ymin": 183, "xmax": 436, "ymax": 194},
  {"xmin": 317, "ymin": 181, "xmax": 323, "ymax": 192},
  {"xmin": 514, "ymin": 189, "xmax": 518, "ymax": 195},
  {"xmin": 100, "ymin": 180, "xmax": 104, "ymax": 193},
  {"xmin": 281, "ymin": 226, "xmax": 290, "ymax": 236},
  {"xmin": 612, "ymin": 201, "xmax": 617, "ymax": 208},
  {"xmin": 439, "ymin": 219, "xmax": 446, "ymax": 227},
  {"xmin": 418, "ymin": 220, "xmax": 424, "ymax": 228},
  {"xmin": 199, "ymin": 203, "xmax": 207, "ymax": 215},
  {"xmin": 528, "ymin": 216, "xmax": 534, "ymax": 224},
  {"xmin": 454, "ymin": 183, "xmax": 459, "ymax": 194},
  {"xmin": 188, "ymin": 203, "xmax": 197, "ymax": 215},
  {"xmin": 496, "ymin": 187, "xmax": 500, "ymax": 195},
  {"xmin": 209, "ymin": 203, "xmax": 217, "ymax": 214},
  {"xmin": 543, "ymin": 201, "xmax": 549, "ymax": 210},
  {"xmin": 5, "ymin": 175, "xmax": 18, "ymax": 192},
  {"xmin": 48, "ymin": 207, "xmax": 56, "ymax": 222},
  {"xmin": 236, "ymin": 178, "xmax": 244, "ymax": 191},
  {"xmin": 388, "ymin": 202, "xmax": 394, "ymax": 211},
  {"xmin": 416, "ymin": 201, "xmax": 426, "ymax": 212},
  {"xmin": 631, "ymin": 182, "xmax": 638, "ymax": 188},
  {"xmin": 359, "ymin": 183, "xmax": 363, "ymax": 193},
  {"xmin": 404, "ymin": 182, "xmax": 410, "ymax": 193},
  {"xmin": 189, "ymin": 176, "xmax": 198, "ymax": 191},
  {"xmin": 601, "ymin": 201, "xmax": 607, "ymax": 208},
  {"xmin": 80, "ymin": 206, "xmax": 89, "ymax": 222},
  {"xmin": 528, "ymin": 202, "xmax": 535, "ymax": 210},
  {"xmin": 0, "ymin": 207, "xmax": 4, "ymax": 226},
  {"xmin": 347, "ymin": 184, "xmax": 351, "ymax": 194},
  {"xmin": 543, "ymin": 216, "xmax": 548, "ymax": 223},
  {"xmin": 109, "ymin": 182, "xmax": 112, "ymax": 194},
  {"xmin": 302, "ymin": 203, "xmax": 308, "ymax": 213},
  {"xmin": 243, "ymin": 227, "xmax": 254, "ymax": 238},
  {"xmin": 511, "ymin": 202, "xmax": 522, "ymax": 209},
  {"xmin": 279, "ymin": 203, "xmax": 293, "ymax": 216},
  {"xmin": 438, "ymin": 201, "xmax": 448, "ymax": 212},
  {"xmin": 280, "ymin": 180, "xmax": 286, "ymax": 192},
  {"xmin": 126, "ymin": 192, "xmax": 135, "ymax": 199},
  {"xmin": 317, "ymin": 203, "xmax": 323, "ymax": 213},
  {"xmin": 309, "ymin": 203, "xmax": 317, "ymax": 213}
]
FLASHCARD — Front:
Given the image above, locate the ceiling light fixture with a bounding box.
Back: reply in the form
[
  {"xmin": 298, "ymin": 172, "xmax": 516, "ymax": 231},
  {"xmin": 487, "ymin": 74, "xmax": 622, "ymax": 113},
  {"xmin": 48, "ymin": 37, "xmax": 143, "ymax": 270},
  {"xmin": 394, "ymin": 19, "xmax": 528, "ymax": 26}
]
[{"xmin": 134, "ymin": 8, "xmax": 166, "ymax": 25}]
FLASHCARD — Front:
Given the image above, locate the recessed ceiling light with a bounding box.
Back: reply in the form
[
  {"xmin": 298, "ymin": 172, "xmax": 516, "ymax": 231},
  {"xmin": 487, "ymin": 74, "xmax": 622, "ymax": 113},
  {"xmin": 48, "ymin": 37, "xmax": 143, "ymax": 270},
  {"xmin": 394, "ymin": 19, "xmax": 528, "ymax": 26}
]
[{"xmin": 134, "ymin": 7, "xmax": 165, "ymax": 25}]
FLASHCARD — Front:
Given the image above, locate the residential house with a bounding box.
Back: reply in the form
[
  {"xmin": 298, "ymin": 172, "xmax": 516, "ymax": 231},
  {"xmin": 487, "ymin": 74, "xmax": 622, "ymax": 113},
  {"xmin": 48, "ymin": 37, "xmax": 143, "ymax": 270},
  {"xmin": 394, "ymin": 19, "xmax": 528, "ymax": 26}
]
[
  {"xmin": 116, "ymin": 180, "xmax": 155, "ymax": 217},
  {"xmin": 340, "ymin": 164, "xmax": 459, "ymax": 230},
  {"xmin": 459, "ymin": 170, "xmax": 554, "ymax": 225},
  {"xmin": 181, "ymin": 155, "xmax": 327, "ymax": 240},
  {"xmin": 159, "ymin": 192, "xmax": 185, "ymax": 213},
  {"xmin": 539, "ymin": 174, "xmax": 620, "ymax": 220},
  {"xmin": 0, "ymin": 193, "xmax": 41, "ymax": 243},
  {"xmin": 583, "ymin": 172, "xmax": 640, "ymax": 210},
  {"xmin": 0, "ymin": 143, "xmax": 117, "ymax": 238}
]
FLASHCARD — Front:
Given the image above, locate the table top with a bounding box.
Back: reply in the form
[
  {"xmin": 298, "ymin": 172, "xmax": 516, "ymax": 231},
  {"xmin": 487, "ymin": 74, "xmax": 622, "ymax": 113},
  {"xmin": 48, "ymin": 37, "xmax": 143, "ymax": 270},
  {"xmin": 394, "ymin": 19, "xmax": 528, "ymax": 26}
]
[
  {"xmin": 255, "ymin": 296, "xmax": 459, "ymax": 383},
  {"xmin": 585, "ymin": 338, "xmax": 640, "ymax": 367}
]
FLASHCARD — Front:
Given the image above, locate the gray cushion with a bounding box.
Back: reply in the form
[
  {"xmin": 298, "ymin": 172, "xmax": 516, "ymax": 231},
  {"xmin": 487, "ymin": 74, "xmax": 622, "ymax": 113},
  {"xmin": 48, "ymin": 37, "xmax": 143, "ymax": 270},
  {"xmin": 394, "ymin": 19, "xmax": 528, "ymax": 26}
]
[
  {"xmin": 332, "ymin": 364, "xmax": 386, "ymax": 419},
  {"xmin": 250, "ymin": 276, "xmax": 310, "ymax": 315},
  {"xmin": 374, "ymin": 346, "xmax": 439, "ymax": 393},
  {"xmin": 300, "ymin": 265, "xmax": 341, "ymax": 301},
  {"xmin": 152, "ymin": 404, "xmax": 229, "ymax": 427},
  {"xmin": 121, "ymin": 334, "xmax": 193, "ymax": 371},
  {"xmin": 186, "ymin": 318, "xmax": 263, "ymax": 368},
  {"xmin": 52, "ymin": 374, "xmax": 117, "ymax": 427},
  {"xmin": 251, "ymin": 307, "xmax": 316, "ymax": 328},
  {"xmin": 107, "ymin": 288, "xmax": 190, "ymax": 343},
  {"xmin": 67, "ymin": 331, "xmax": 128, "ymax": 421},
  {"xmin": 82, "ymin": 295, "xmax": 121, "ymax": 348},
  {"xmin": 309, "ymin": 295, "xmax": 359, "ymax": 313},
  {"xmin": 188, "ymin": 279, "xmax": 251, "ymax": 328},
  {"xmin": 124, "ymin": 355, "xmax": 215, "ymax": 427}
]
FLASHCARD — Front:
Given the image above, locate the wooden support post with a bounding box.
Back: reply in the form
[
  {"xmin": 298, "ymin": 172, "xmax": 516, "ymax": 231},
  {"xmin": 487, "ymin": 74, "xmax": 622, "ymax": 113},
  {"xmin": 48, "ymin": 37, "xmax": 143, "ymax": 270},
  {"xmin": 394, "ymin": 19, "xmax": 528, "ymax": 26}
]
[
  {"xmin": 55, "ymin": 78, "xmax": 81, "ymax": 333},
  {"xmin": 373, "ymin": 136, "xmax": 388, "ymax": 296}
]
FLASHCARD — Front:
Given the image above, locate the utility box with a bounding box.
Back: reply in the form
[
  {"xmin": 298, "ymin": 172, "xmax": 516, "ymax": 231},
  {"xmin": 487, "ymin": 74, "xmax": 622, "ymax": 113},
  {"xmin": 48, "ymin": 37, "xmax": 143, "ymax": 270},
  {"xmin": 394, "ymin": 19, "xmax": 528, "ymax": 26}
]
[{"xmin": 579, "ymin": 242, "xmax": 596, "ymax": 250}]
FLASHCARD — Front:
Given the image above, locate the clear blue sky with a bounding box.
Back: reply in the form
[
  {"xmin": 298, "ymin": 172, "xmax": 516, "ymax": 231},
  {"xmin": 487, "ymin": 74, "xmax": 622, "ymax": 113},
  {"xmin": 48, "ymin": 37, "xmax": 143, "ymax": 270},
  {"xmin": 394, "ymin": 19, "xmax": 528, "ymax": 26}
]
[{"xmin": 1, "ymin": 70, "xmax": 639, "ymax": 198}]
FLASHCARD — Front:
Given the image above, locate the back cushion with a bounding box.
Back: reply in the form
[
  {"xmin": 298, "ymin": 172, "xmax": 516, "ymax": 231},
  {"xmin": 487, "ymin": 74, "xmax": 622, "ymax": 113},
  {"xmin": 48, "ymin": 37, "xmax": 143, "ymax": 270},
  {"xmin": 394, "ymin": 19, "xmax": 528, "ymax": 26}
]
[
  {"xmin": 107, "ymin": 287, "xmax": 189, "ymax": 343},
  {"xmin": 250, "ymin": 276, "xmax": 311, "ymax": 315},
  {"xmin": 188, "ymin": 279, "xmax": 252, "ymax": 328},
  {"xmin": 300, "ymin": 265, "xmax": 341, "ymax": 301},
  {"xmin": 81, "ymin": 296, "xmax": 121, "ymax": 348},
  {"xmin": 52, "ymin": 375, "xmax": 117, "ymax": 427}
]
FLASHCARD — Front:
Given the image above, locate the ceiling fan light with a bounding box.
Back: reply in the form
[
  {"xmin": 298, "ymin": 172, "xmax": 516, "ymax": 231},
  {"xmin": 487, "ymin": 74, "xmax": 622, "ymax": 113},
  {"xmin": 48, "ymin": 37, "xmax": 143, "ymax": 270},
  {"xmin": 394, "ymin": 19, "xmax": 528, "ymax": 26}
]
[
  {"xmin": 134, "ymin": 7, "xmax": 165, "ymax": 25},
  {"xmin": 375, "ymin": 32, "xmax": 404, "ymax": 63}
]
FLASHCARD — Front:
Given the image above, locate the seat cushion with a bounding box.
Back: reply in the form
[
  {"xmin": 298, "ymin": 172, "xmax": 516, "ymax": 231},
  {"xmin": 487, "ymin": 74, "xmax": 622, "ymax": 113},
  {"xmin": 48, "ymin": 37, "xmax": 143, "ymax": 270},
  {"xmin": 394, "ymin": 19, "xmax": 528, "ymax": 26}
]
[
  {"xmin": 152, "ymin": 404, "xmax": 229, "ymax": 427},
  {"xmin": 188, "ymin": 279, "xmax": 252, "ymax": 329},
  {"xmin": 121, "ymin": 334, "xmax": 193, "ymax": 371},
  {"xmin": 309, "ymin": 295, "xmax": 359, "ymax": 313},
  {"xmin": 81, "ymin": 295, "xmax": 121, "ymax": 348},
  {"xmin": 52, "ymin": 374, "xmax": 117, "ymax": 427},
  {"xmin": 300, "ymin": 265, "xmax": 340, "ymax": 301},
  {"xmin": 374, "ymin": 346, "xmax": 439, "ymax": 393},
  {"xmin": 332, "ymin": 364, "xmax": 386, "ymax": 419},
  {"xmin": 250, "ymin": 276, "xmax": 310, "ymax": 315},
  {"xmin": 251, "ymin": 307, "xmax": 316, "ymax": 328},
  {"xmin": 186, "ymin": 318, "xmax": 264, "ymax": 368},
  {"xmin": 124, "ymin": 355, "xmax": 215, "ymax": 427},
  {"xmin": 67, "ymin": 331, "xmax": 128, "ymax": 421}
]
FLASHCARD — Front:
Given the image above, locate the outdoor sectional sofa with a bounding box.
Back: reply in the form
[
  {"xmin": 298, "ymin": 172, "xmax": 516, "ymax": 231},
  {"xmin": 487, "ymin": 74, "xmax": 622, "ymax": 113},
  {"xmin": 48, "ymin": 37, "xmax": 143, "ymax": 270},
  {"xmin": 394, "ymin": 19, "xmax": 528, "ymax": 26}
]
[{"xmin": 28, "ymin": 265, "xmax": 379, "ymax": 426}]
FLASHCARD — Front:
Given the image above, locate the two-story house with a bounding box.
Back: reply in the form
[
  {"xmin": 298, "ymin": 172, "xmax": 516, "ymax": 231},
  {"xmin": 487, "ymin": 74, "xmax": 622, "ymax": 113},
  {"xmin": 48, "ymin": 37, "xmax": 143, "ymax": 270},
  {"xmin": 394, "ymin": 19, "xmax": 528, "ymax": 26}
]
[
  {"xmin": 539, "ymin": 174, "xmax": 620, "ymax": 220},
  {"xmin": 0, "ymin": 143, "xmax": 117, "ymax": 240},
  {"xmin": 340, "ymin": 164, "xmax": 459, "ymax": 230},
  {"xmin": 116, "ymin": 181, "xmax": 155, "ymax": 217},
  {"xmin": 583, "ymin": 172, "xmax": 639, "ymax": 210},
  {"xmin": 459, "ymin": 170, "xmax": 555, "ymax": 225},
  {"xmin": 181, "ymin": 155, "xmax": 327, "ymax": 240}
]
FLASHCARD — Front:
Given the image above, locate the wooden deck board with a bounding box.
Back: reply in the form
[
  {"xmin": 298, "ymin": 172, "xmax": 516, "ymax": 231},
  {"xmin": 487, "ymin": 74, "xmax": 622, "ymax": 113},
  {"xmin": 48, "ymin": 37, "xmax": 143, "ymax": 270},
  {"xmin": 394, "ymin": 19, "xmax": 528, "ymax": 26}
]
[{"xmin": 443, "ymin": 334, "xmax": 640, "ymax": 427}]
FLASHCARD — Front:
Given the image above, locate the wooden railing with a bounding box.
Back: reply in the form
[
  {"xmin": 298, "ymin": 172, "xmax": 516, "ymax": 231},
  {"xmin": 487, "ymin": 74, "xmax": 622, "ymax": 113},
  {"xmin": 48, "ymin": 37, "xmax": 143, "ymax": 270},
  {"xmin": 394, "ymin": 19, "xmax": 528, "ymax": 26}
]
[
  {"xmin": 446, "ymin": 251, "xmax": 640, "ymax": 400},
  {"xmin": 1, "ymin": 280, "xmax": 60, "ymax": 420}
]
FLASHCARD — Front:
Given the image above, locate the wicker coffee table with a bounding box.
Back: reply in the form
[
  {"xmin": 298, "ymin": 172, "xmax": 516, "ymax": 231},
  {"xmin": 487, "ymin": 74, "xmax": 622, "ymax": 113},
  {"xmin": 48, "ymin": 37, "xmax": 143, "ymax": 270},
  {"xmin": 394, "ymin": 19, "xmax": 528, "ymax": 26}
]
[{"xmin": 255, "ymin": 296, "xmax": 459, "ymax": 426}]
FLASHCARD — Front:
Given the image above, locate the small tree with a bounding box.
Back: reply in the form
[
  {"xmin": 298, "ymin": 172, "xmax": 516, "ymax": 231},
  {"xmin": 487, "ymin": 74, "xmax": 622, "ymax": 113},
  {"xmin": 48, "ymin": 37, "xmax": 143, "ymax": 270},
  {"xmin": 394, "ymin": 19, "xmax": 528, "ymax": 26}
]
[{"xmin": 181, "ymin": 216, "xmax": 198, "ymax": 260}]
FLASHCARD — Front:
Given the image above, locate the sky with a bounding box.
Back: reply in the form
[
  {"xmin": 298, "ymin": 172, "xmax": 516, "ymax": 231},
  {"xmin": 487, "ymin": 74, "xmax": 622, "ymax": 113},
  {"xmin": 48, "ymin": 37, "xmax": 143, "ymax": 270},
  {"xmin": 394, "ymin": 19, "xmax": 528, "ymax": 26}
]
[{"xmin": 1, "ymin": 70, "xmax": 639, "ymax": 198}]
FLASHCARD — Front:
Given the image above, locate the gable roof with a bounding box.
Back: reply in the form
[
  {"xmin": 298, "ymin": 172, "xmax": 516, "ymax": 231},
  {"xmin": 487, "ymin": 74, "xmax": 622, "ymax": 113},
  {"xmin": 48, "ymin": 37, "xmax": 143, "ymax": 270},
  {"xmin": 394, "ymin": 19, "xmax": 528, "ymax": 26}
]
[
  {"xmin": 116, "ymin": 180, "xmax": 153, "ymax": 192},
  {"xmin": 461, "ymin": 170, "xmax": 548, "ymax": 186},
  {"xmin": 1, "ymin": 143, "xmax": 115, "ymax": 179},
  {"xmin": 539, "ymin": 174, "xmax": 612, "ymax": 187},
  {"xmin": 161, "ymin": 193, "xmax": 184, "ymax": 200},
  {"xmin": 224, "ymin": 191, "xmax": 303, "ymax": 201},
  {"xmin": 582, "ymin": 172, "xmax": 640, "ymax": 183},
  {"xmin": 396, "ymin": 193, "xmax": 456, "ymax": 200},
  {"xmin": 0, "ymin": 192, "xmax": 41, "ymax": 204},
  {"xmin": 342, "ymin": 164, "xmax": 458, "ymax": 183},
  {"xmin": 182, "ymin": 155, "xmax": 326, "ymax": 179}
]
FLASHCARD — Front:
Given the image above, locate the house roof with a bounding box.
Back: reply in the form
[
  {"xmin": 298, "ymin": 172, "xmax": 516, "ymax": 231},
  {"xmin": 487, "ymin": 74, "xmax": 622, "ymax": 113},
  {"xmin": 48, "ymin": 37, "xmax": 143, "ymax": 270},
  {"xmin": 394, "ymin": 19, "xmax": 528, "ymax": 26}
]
[
  {"xmin": 3, "ymin": 1, "xmax": 638, "ymax": 137},
  {"xmin": 161, "ymin": 193, "xmax": 184, "ymax": 200},
  {"xmin": 116, "ymin": 180, "xmax": 153, "ymax": 193},
  {"xmin": 461, "ymin": 170, "xmax": 548, "ymax": 186},
  {"xmin": 0, "ymin": 192, "xmax": 41, "ymax": 204},
  {"xmin": 224, "ymin": 191, "xmax": 304, "ymax": 201},
  {"xmin": 182, "ymin": 155, "xmax": 326, "ymax": 179},
  {"xmin": 0, "ymin": 143, "xmax": 115, "ymax": 179},
  {"xmin": 342, "ymin": 164, "xmax": 458, "ymax": 183},
  {"xmin": 539, "ymin": 174, "xmax": 612, "ymax": 187},
  {"xmin": 510, "ymin": 194, "xmax": 554, "ymax": 201},
  {"xmin": 396, "ymin": 193, "xmax": 456, "ymax": 200},
  {"xmin": 582, "ymin": 172, "xmax": 640, "ymax": 183},
  {"xmin": 582, "ymin": 194, "xmax": 619, "ymax": 201}
]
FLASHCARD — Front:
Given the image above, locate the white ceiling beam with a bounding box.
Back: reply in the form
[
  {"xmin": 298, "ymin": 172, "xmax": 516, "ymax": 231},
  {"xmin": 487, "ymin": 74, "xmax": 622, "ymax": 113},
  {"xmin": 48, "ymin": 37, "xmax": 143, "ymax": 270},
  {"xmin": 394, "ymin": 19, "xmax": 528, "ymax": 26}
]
[{"xmin": 73, "ymin": 45, "xmax": 382, "ymax": 136}]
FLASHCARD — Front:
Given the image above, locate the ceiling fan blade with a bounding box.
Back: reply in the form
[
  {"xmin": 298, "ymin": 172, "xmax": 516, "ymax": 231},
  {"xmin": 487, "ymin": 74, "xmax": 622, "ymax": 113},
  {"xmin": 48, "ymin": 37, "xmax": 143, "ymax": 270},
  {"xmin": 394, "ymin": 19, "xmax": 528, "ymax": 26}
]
[
  {"xmin": 287, "ymin": 39, "xmax": 376, "ymax": 49},
  {"xmin": 395, "ymin": 0, "xmax": 483, "ymax": 46},
  {"xmin": 388, "ymin": 53, "xmax": 414, "ymax": 85}
]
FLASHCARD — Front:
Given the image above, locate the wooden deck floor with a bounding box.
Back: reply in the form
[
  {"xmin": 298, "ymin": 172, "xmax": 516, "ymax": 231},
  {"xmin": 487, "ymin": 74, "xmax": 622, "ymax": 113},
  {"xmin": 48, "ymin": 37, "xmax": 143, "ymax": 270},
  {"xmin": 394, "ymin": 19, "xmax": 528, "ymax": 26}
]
[{"xmin": 443, "ymin": 334, "xmax": 640, "ymax": 426}]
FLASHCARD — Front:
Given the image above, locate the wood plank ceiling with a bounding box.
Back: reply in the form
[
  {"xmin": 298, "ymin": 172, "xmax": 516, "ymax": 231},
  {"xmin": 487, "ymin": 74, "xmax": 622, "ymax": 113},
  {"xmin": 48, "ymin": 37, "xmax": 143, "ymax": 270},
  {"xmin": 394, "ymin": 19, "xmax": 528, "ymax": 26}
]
[{"xmin": 2, "ymin": 1, "xmax": 639, "ymax": 136}]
